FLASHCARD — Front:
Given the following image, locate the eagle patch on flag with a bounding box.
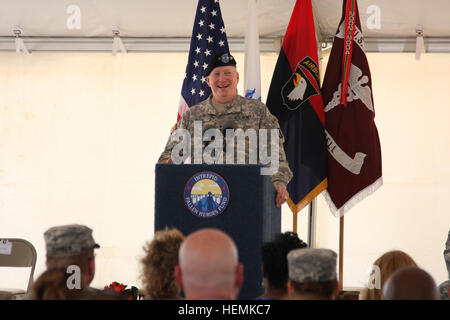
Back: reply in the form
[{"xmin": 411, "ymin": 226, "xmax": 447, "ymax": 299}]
[{"xmin": 282, "ymin": 57, "xmax": 320, "ymax": 111}]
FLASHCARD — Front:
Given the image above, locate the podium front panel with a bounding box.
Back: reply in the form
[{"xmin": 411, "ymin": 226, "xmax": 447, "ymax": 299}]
[{"xmin": 155, "ymin": 164, "xmax": 281, "ymax": 299}]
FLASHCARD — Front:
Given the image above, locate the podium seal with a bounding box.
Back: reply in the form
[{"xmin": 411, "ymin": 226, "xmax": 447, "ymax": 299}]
[{"xmin": 184, "ymin": 171, "xmax": 230, "ymax": 218}]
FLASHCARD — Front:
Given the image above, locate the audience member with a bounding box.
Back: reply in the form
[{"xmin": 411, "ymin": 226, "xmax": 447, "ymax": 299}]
[
  {"xmin": 32, "ymin": 267, "xmax": 80, "ymax": 300},
  {"xmin": 32, "ymin": 268, "xmax": 122, "ymax": 300},
  {"xmin": 140, "ymin": 228, "xmax": 184, "ymax": 299},
  {"xmin": 31, "ymin": 224, "xmax": 103, "ymax": 299},
  {"xmin": 175, "ymin": 228, "xmax": 243, "ymax": 300},
  {"xmin": 383, "ymin": 266, "xmax": 439, "ymax": 300},
  {"xmin": 286, "ymin": 248, "xmax": 339, "ymax": 300},
  {"xmin": 44, "ymin": 224, "xmax": 99, "ymax": 287},
  {"xmin": 359, "ymin": 250, "xmax": 418, "ymax": 300},
  {"xmin": 438, "ymin": 230, "xmax": 450, "ymax": 300},
  {"xmin": 258, "ymin": 232, "xmax": 307, "ymax": 300}
]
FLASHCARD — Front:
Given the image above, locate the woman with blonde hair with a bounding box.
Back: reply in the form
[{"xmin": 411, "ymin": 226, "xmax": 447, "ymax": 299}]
[
  {"xmin": 140, "ymin": 228, "xmax": 184, "ymax": 299},
  {"xmin": 360, "ymin": 250, "xmax": 418, "ymax": 300}
]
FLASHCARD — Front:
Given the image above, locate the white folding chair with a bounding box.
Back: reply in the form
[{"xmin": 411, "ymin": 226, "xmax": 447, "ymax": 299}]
[{"xmin": 0, "ymin": 238, "xmax": 37, "ymax": 300}]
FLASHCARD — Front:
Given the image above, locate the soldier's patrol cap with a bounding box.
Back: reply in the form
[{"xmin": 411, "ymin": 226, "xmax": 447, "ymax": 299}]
[
  {"xmin": 287, "ymin": 248, "xmax": 337, "ymax": 283},
  {"xmin": 205, "ymin": 52, "xmax": 237, "ymax": 76},
  {"xmin": 44, "ymin": 224, "xmax": 100, "ymax": 255}
]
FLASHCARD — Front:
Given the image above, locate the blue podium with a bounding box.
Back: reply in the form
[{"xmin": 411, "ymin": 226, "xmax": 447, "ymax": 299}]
[{"xmin": 154, "ymin": 164, "xmax": 281, "ymax": 299}]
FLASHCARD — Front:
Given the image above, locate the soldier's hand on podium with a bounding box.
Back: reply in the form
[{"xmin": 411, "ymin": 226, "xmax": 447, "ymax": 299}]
[{"xmin": 275, "ymin": 186, "xmax": 289, "ymax": 208}]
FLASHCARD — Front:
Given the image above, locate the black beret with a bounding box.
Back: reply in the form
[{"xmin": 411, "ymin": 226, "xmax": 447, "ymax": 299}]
[{"xmin": 205, "ymin": 52, "xmax": 237, "ymax": 76}]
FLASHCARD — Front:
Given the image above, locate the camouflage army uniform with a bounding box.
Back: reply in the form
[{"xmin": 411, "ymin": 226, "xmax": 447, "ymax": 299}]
[
  {"xmin": 438, "ymin": 230, "xmax": 450, "ymax": 300},
  {"xmin": 158, "ymin": 94, "xmax": 293, "ymax": 188}
]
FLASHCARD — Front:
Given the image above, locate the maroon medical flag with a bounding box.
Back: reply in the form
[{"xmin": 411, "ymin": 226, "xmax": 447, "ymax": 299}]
[
  {"xmin": 266, "ymin": 0, "xmax": 327, "ymax": 214},
  {"xmin": 321, "ymin": 0, "xmax": 382, "ymax": 216}
]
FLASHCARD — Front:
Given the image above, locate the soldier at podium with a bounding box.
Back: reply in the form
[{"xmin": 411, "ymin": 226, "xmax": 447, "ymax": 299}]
[{"xmin": 158, "ymin": 52, "xmax": 292, "ymax": 208}]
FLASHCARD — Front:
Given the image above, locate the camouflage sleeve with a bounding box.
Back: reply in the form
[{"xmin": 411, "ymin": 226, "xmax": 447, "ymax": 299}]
[
  {"xmin": 438, "ymin": 280, "xmax": 450, "ymax": 300},
  {"xmin": 261, "ymin": 105, "xmax": 293, "ymax": 189},
  {"xmin": 445, "ymin": 230, "xmax": 450, "ymax": 278},
  {"xmin": 157, "ymin": 113, "xmax": 190, "ymax": 163},
  {"xmin": 157, "ymin": 135, "xmax": 175, "ymax": 163}
]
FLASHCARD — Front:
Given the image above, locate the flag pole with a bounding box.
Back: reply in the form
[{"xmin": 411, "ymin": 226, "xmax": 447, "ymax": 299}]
[
  {"xmin": 293, "ymin": 212, "xmax": 298, "ymax": 233},
  {"xmin": 307, "ymin": 199, "xmax": 316, "ymax": 247},
  {"xmin": 339, "ymin": 216, "xmax": 344, "ymax": 291},
  {"xmin": 291, "ymin": 199, "xmax": 316, "ymax": 246}
]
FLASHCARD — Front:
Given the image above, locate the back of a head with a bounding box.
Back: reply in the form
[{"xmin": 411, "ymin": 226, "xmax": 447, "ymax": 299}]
[
  {"xmin": 261, "ymin": 232, "xmax": 307, "ymax": 290},
  {"xmin": 44, "ymin": 224, "xmax": 100, "ymax": 288},
  {"xmin": 46, "ymin": 250, "xmax": 93, "ymax": 271},
  {"xmin": 383, "ymin": 266, "xmax": 439, "ymax": 300},
  {"xmin": 140, "ymin": 228, "xmax": 184, "ymax": 299},
  {"xmin": 32, "ymin": 268, "xmax": 81, "ymax": 300},
  {"xmin": 44, "ymin": 224, "xmax": 100, "ymax": 257},
  {"xmin": 365, "ymin": 250, "xmax": 417, "ymax": 300},
  {"xmin": 177, "ymin": 228, "xmax": 242, "ymax": 299},
  {"xmin": 287, "ymin": 248, "xmax": 338, "ymax": 300}
]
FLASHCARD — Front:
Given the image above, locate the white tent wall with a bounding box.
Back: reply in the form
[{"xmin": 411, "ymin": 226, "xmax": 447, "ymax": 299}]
[
  {"xmin": 315, "ymin": 52, "xmax": 450, "ymax": 288},
  {"xmin": 0, "ymin": 51, "xmax": 301, "ymax": 290},
  {"xmin": 0, "ymin": 50, "xmax": 449, "ymax": 291}
]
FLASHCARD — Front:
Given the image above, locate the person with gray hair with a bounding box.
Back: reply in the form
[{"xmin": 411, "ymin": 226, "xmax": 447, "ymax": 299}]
[
  {"xmin": 175, "ymin": 228, "xmax": 243, "ymax": 300},
  {"xmin": 437, "ymin": 230, "xmax": 450, "ymax": 300},
  {"xmin": 286, "ymin": 248, "xmax": 339, "ymax": 300}
]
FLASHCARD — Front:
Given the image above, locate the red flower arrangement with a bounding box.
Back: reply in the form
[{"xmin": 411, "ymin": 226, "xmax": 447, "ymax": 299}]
[{"xmin": 104, "ymin": 281, "xmax": 142, "ymax": 300}]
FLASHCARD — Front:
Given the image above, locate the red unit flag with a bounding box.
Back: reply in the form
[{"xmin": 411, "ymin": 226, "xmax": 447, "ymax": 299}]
[{"xmin": 266, "ymin": 0, "xmax": 327, "ymax": 214}]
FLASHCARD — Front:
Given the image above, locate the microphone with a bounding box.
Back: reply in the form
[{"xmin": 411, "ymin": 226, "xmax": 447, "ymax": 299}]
[
  {"xmin": 203, "ymin": 124, "xmax": 221, "ymax": 160},
  {"xmin": 203, "ymin": 121, "xmax": 236, "ymax": 162}
]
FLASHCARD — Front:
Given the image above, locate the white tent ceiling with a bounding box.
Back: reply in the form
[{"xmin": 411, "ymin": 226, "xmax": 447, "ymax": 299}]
[{"xmin": 0, "ymin": 0, "xmax": 449, "ymax": 52}]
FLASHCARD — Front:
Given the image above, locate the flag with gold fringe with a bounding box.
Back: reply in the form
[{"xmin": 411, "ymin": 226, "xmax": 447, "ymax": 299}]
[{"xmin": 266, "ymin": 0, "xmax": 327, "ymax": 214}]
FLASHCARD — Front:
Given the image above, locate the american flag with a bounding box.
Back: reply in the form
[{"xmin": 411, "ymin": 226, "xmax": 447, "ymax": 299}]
[{"xmin": 177, "ymin": 0, "xmax": 230, "ymax": 121}]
